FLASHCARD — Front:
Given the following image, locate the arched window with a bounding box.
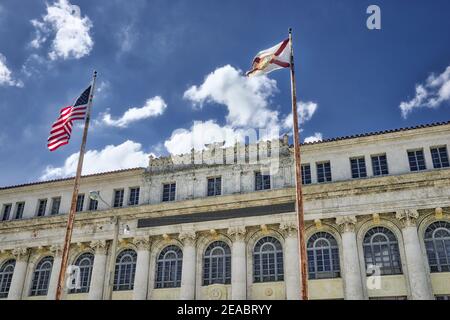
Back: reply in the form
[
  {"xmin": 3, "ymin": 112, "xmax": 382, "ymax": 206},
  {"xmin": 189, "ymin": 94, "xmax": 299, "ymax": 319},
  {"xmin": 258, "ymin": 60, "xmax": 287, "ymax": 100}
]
[
  {"xmin": 30, "ymin": 256, "xmax": 53, "ymax": 296},
  {"xmin": 155, "ymin": 245, "xmax": 182, "ymax": 288},
  {"xmin": 203, "ymin": 241, "xmax": 231, "ymax": 285},
  {"xmin": 70, "ymin": 252, "xmax": 94, "ymax": 293},
  {"xmin": 253, "ymin": 236, "xmax": 284, "ymax": 283},
  {"xmin": 363, "ymin": 227, "xmax": 402, "ymax": 275},
  {"xmin": 0, "ymin": 259, "xmax": 15, "ymax": 298},
  {"xmin": 307, "ymin": 232, "xmax": 340, "ymax": 279},
  {"xmin": 424, "ymin": 221, "xmax": 450, "ymax": 272},
  {"xmin": 113, "ymin": 249, "xmax": 137, "ymax": 291}
]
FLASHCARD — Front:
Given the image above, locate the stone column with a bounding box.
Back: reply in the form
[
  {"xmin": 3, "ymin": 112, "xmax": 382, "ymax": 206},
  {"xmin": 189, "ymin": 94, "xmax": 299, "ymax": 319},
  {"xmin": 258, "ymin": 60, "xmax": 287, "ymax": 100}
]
[
  {"xmin": 132, "ymin": 237, "xmax": 151, "ymax": 300},
  {"xmin": 47, "ymin": 245, "xmax": 63, "ymax": 300},
  {"xmin": 88, "ymin": 240, "xmax": 108, "ymax": 300},
  {"xmin": 395, "ymin": 209, "xmax": 433, "ymax": 300},
  {"xmin": 8, "ymin": 248, "xmax": 29, "ymax": 300},
  {"xmin": 227, "ymin": 226, "xmax": 247, "ymax": 300},
  {"xmin": 336, "ymin": 215, "xmax": 364, "ymax": 300},
  {"xmin": 179, "ymin": 231, "xmax": 197, "ymax": 300},
  {"xmin": 280, "ymin": 222, "xmax": 301, "ymax": 300}
]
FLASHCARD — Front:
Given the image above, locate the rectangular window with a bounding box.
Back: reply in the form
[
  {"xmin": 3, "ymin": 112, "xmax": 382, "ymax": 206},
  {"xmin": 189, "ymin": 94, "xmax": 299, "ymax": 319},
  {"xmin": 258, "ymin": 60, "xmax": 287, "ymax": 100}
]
[
  {"xmin": 1, "ymin": 204, "xmax": 12, "ymax": 221},
  {"xmin": 36, "ymin": 199, "xmax": 47, "ymax": 217},
  {"xmin": 162, "ymin": 183, "xmax": 176, "ymax": 202},
  {"xmin": 371, "ymin": 154, "xmax": 389, "ymax": 176},
  {"xmin": 76, "ymin": 194, "xmax": 85, "ymax": 212},
  {"xmin": 408, "ymin": 149, "xmax": 426, "ymax": 171},
  {"xmin": 14, "ymin": 202, "xmax": 25, "ymax": 220},
  {"xmin": 430, "ymin": 146, "xmax": 449, "ymax": 169},
  {"xmin": 88, "ymin": 192, "xmax": 99, "ymax": 211},
  {"xmin": 128, "ymin": 187, "xmax": 140, "ymax": 206},
  {"xmin": 207, "ymin": 177, "xmax": 222, "ymax": 196},
  {"xmin": 317, "ymin": 162, "xmax": 332, "ymax": 183},
  {"xmin": 113, "ymin": 189, "xmax": 124, "ymax": 208},
  {"xmin": 255, "ymin": 171, "xmax": 271, "ymax": 191},
  {"xmin": 301, "ymin": 164, "xmax": 312, "ymax": 184},
  {"xmin": 50, "ymin": 197, "xmax": 61, "ymax": 215},
  {"xmin": 350, "ymin": 156, "xmax": 367, "ymax": 179}
]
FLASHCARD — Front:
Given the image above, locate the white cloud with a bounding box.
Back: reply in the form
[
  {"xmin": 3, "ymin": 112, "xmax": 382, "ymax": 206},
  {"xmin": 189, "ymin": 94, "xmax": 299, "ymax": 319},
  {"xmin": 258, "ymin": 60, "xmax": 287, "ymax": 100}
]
[
  {"xmin": 31, "ymin": 0, "xmax": 93, "ymax": 60},
  {"xmin": 0, "ymin": 53, "xmax": 23, "ymax": 87},
  {"xmin": 101, "ymin": 96, "xmax": 167, "ymax": 128},
  {"xmin": 164, "ymin": 120, "xmax": 243, "ymax": 155},
  {"xmin": 165, "ymin": 65, "xmax": 319, "ymax": 156},
  {"xmin": 400, "ymin": 65, "xmax": 450, "ymax": 118},
  {"xmin": 40, "ymin": 140, "xmax": 152, "ymax": 180},
  {"xmin": 184, "ymin": 65, "xmax": 279, "ymax": 128},
  {"xmin": 282, "ymin": 101, "xmax": 318, "ymax": 129},
  {"xmin": 304, "ymin": 132, "xmax": 323, "ymax": 143}
]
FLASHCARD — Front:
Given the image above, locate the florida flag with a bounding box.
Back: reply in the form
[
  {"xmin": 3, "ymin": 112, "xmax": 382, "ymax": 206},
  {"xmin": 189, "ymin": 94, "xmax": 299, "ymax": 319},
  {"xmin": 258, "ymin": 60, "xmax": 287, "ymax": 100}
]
[
  {"xmin": 246, "ymin": 38, "xmax": 291, "ymax": 77},
  {"xmin": 47, "ymin": 86, "xmax": 91, "ymax": 151}
]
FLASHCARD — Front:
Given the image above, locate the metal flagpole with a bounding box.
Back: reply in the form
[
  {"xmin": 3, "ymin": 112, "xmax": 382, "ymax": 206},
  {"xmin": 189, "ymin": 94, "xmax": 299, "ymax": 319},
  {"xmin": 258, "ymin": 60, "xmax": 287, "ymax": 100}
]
[
  {"xmin": 55, "ymin": 70, "xmax": 97, "ymax": 300},
  {"xmin": 288, "ymin": 28, "xmax": 308, "ymax": 300}
]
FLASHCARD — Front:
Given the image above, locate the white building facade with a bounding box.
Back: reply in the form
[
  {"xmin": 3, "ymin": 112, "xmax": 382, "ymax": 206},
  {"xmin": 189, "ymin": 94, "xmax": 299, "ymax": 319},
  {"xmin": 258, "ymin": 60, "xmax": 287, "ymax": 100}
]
[{"xmin": 0, "ymin": 121, "xmax": 450, "ymax": 300}]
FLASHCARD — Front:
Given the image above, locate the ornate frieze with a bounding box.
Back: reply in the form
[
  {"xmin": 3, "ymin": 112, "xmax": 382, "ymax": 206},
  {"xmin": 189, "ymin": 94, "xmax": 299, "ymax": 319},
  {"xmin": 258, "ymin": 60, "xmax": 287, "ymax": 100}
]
[
  {"xmin": 49, "ymin": 244, "xmax": 63, "ymax": 257},
  {"xmin": 179, "ymin": 230, "xmax": 197, "ymax": 246},
  {"xmin": 12, "ymin": 247, "xmax": 29, "ymax": 261},
  {"xmin": 227, "ymin": 226, "xmax": 246, "ymax": 242},
  {"xmin": 395, "ymin": 209, "xmax": 419, "ymax": 228},
  {"xmin": 89, "ymin": 240, "xmax": 108, "ymax": 255},
  {"xmin": 336, "ymin": 215, "xmax": 357, "ymax": 233},
  {"xmin": 133, "ymin": 237, "xmax": 151, "ymax": 251},
  {"xmin": 279, "ymin": 221, "xmax": 298, "ymax": 238}
]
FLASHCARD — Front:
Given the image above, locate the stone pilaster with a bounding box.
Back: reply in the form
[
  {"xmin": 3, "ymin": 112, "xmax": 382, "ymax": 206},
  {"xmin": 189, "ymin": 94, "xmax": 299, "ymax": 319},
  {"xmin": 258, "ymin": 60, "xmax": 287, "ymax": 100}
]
[
  {"xmin": 395, "ymin": 209, "xmax": 433, "ymax": 300},
  {"xmin": 227, "ymin": 226, "xmax": 247, "ymax": 300},
  {"xmin": 336, "ymin": 215, "xmax": 364, "ymax": 300},
  {"xmin": 132, "ymin": 237, "xmax": 151, "ymax": 300},
  {"xmin": 179, "ymin": 231, "xmax": 197, "ymax": 300},
  {"xmin": 47, "ymin": 245, "xmax": 63, "ymax": 300},
  {"xmin": 279, "ymin": 221, "xmax": 301, "ymax": 300},
  {"xmin": 88, "ymin": 240, "xmax": 108, "ymax": 300},
  {"xmin": 8, "ymin": 247, "xmax": 29, "ymax": 300}
]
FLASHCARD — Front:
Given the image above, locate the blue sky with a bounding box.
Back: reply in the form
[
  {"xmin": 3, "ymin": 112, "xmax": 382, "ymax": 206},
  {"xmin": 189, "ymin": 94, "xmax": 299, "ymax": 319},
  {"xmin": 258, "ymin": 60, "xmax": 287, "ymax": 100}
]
[{"xmin": 0, "ymin": 0, "xmax": 449, "ymax": 186}]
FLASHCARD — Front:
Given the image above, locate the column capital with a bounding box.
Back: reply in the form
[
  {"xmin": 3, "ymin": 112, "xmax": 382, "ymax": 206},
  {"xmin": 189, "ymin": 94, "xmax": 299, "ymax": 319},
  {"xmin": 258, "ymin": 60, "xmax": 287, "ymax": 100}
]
[
  {"xmin": 336, "ymin": 215, "xmax": 358, "ymax": 233},
  {"xmin": 227, "ymin": 226, "xmax": 246, "ymax": 242},
  {"xmin": 279, "ymin": 221, "xmax": 298, "ymax": 238},
  {"xmin": 12, "ymin": 247, "xmax": 29, "ymax": 261},
  {"xmin": 49, "ymin": 244, "xmax": 63, "ymax": 257},
  {"xmin": 179, "ymin": 231, "xmax": 197, "ymax": 246},
  {"xmin": 395, "ymin": 209, "xmax": 419, "ymax": 228},
  {"xmin": 133, "ymin": 237, "xmax": 151, "ymax": 251},
  {"xmin": 89, "ymin": 240, "xmax": 108, "ymax": 255}
]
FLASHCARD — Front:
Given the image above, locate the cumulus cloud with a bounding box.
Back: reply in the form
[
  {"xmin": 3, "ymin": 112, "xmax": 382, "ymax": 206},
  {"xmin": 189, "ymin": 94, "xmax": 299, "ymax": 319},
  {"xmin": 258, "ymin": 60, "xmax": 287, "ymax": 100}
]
[
  {"xmin": 0, "ymin": 53, "xmax": 23, "ymax": 87},
  {"xmin": 164, "ymin": 65, "xmax": 319, "ymax": 156},
  {"xmin": 282, "ymin": 101, "xmax": 318, "ymax": 129},
  {"xmin": 31, "ymin": 0, "xmax": 93, "ymax": 60},
  {"xmin": 40, "ymin": 140, "xmax": 152, "ymax": 180},
  {"xmin": 400, "ymin": 65, "xmax": 450, "ymax": 118},
  {"xmin": 304, "ymin": 132, "xmax": 323, "ymax": 143},
  {"xmin": 184, "ymin": 65, "xmax": 279, "ymax": 128},
  {"xmin": 101, "ymin": 96, "xmax": 167, "ymax": 128}
]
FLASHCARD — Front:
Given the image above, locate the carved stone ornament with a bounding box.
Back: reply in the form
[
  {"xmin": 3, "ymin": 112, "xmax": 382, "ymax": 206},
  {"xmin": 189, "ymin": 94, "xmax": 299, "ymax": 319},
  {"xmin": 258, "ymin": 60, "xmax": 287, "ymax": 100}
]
[
  {"xmin": 335, "ymin": 215, "xmax": 358, "ymax": 233},
  {"xmin": 12, "ymin": 247, "xmax": 29, "ymax": 261},
  {"xmin": 279, "ymin": 221, "xmax": 298, "ymax": 237},
  {"xmin": 89, "ymin": 240, "xmax": 108, "ymax": 255},
  {"xmin": 227, "ymin": 226, "xmax": 246, "ymax": 242},
  {"xmin": 133, "ymin": 237, "xmax": 151, "ymax": 251},
  {"xmin": 178, "ymin": 231, "xmax": 197, "ymax": 246},
  {"xmin": 49, "ymin": 244, "xmax": 63, "ymax": 257},
  {"xmin": 395, "ymin": 209, "xmax": 419, "ymax": 228}
]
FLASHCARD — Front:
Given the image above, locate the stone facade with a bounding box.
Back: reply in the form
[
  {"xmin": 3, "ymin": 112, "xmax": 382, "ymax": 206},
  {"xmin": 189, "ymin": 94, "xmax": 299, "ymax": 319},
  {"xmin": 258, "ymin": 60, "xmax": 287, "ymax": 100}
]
[{"xmin": 0, "ymin": 122, "xmax": 450, "ymax": 300}]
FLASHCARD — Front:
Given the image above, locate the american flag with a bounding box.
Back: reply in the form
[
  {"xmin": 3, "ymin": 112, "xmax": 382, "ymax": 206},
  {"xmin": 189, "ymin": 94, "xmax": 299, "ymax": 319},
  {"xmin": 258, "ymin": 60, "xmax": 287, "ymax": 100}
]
[{"xmin": 47, "ymin": 86, "xmax": 91, "ymax": 151}]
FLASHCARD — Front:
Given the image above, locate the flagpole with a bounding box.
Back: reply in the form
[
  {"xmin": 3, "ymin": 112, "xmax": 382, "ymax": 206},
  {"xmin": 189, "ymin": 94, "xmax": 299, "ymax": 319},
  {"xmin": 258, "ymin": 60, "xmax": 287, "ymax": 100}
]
[
  {"xmin": 288, "ymin": 28, "xmax": 308, "ymax": 300},
  {"xmin": 55, "ymin": 70, "xmax": 97, "ymax": 300}
]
